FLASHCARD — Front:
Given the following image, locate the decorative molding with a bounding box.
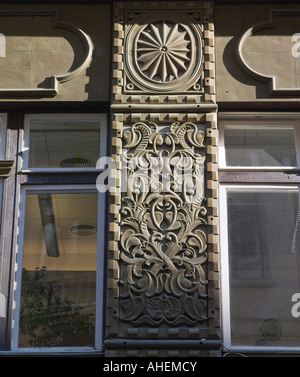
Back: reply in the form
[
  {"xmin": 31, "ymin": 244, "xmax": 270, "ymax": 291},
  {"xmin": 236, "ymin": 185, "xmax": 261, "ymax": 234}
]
[
  {"xmin": 136, "ymin": 21, "xmax": 191, "ymax": 83},
  {"xmin": 0, "ymin": 11, "xmax": 93, "ymax": 97},
  {"xmin": 124, "ymin": 12, "xmax": 203, "ymax": 93},
  {"xmin": 236, "ymin": 9, "xmax": 300, "ymax": 97},
  {"xmin": 119, "ymin": 121, "xmax": 207, "ymax": 328},
  {"xmin": 110, "ymin": 103, "xmax": 218, "ymax": 112},
  {"xmin": 112, "ymin": 1, "xmax": 215, "ymax": 105},
  {"xmin": 0, "ymin": 160, "xmax": 14, "ymax": 177},
  {"xmin": 204, "ymin": 112, "xmax": 219, "ymax": 339},
  {"xmin": 107, "ymin": 1, "xmax": 218, "ymax": 357},
  {"xmin": 105, "ymin": 112, "xmax": 220, "ymax": 356},
  {"xmin": 104, "ymin": 338, "xmax": 222, "ymax": 357}
]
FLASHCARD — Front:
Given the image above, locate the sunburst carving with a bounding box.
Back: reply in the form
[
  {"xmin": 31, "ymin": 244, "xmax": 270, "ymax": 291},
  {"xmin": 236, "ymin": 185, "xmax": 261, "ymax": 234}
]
[{"xmin": 136, "ymin": 21, "xmax": 191, "ymax": 82}]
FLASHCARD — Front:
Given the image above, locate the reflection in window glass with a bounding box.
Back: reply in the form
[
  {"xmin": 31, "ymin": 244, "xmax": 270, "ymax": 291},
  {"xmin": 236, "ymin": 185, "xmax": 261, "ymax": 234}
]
[
  {"xmin": 29, "ymin": 121, "xmax": 100, "ymax": 168},
  {"xmin": 227, "ymin": 189, "xmax": 300, "ymax": 347},
  {"xmin": 224, "ymin": 129, "xmax": 297, "ymax": 167},
  {"xmin": 18, "ymin": 192, "xmax": 98, "ymax": 348}
]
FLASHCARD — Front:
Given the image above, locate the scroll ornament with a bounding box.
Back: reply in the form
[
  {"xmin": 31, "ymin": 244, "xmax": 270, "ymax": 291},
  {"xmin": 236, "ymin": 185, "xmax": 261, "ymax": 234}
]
[{"xmin": 119, "ymin": 121, "xmax": 208, "ymax": 327}]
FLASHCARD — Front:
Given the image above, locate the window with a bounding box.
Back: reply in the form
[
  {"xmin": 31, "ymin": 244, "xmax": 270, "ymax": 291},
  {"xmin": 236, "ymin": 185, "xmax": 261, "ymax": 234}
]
[
  {"xmin": 22, "ymin": 114, "xmax": 107, "ymax": 171},
  {"xmin": 219, "ymin": 116, "xmax": 300, "ymax": 169},
  {"xmin": 9, "ymin": 114, "xmax": 107, "ymax": 352},
  {"xmin": 220, "ymin": 114, "xmax": 300, "ymax": 352}
]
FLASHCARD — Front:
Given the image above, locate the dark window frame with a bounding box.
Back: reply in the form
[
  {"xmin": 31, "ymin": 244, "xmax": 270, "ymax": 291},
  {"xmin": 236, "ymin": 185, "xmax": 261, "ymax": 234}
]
[{"xmin": 0, "ymin": 106, "xmax": 110, "ymax": 352}]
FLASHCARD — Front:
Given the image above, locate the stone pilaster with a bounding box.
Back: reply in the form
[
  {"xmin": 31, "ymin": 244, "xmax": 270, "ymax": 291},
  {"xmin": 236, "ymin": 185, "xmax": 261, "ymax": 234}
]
[{"xmin": 106, "ymin": 1, "xmax": 219, "ymax": 357}]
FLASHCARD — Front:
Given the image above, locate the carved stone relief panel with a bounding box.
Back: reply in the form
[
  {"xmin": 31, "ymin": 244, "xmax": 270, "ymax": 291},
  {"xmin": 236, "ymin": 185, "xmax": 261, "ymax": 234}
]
[
  {"xmin": 124, "ymin": 12, "xmax": 203, "ymax": 94},
  {"xmin": 119, "ymin": 121, "xmax": 207, "ymax": 329},
  {"xmin": 105, "ymin": 112, "xmax": 220, "ymax": 349},
  {"xmin": 113, "ymin": 1, "xmax": 215, "ymax": 105},
  {"xmin": 107, "ymin": 1, "xmax": 218, "ymax": 356}
]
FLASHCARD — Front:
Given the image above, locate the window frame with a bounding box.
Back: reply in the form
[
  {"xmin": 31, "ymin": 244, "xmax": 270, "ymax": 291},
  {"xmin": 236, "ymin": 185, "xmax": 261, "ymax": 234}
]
[
  {"xmin": 219, "ymin": 113, "xmax": 300, "ymax": 354},
  {"xmin": 0, "ymin": 112, "xmax": 7, "ymax": 221},
  {"xmin": 22, "ymin": 113, "xmax": 107, "ymax": 173},
  {"xmin": 220, "ymin": 184, "xmax": 300, "ymax": 354},
  {"xmin": 0, "ymin": 111, "xmax": 109, "ymax": 354},
  {"xmin": 218, "ymin": 113, "xmax": 300, "ymax": 172},
  {"xmin": 0, "ymin": 113, "xmax": 7, "ymax": 160},
  {"xmin": 11, "ymin": 184, "xmax": 107, "ymax": 353},
  {"xmin": 0, "ymin": 113, "xmax": 7, "ymax": 321}
]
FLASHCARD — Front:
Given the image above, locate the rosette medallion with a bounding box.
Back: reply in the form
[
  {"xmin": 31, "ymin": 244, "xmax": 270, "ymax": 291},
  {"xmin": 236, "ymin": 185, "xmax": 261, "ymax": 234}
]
[
  {"xmin": 124, "ymin": 12, "xmax": 203, "ymax": 93},
  {"xmin": 136, "ymin": 21, "xmax": 191, "ymax": 83}
]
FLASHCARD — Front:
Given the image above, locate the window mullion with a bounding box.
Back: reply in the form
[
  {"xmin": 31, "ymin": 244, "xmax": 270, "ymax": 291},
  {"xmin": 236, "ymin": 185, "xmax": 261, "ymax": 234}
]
[{"xmin": 0, "ymin": 112, "xmax": 21, "ymax": 351}]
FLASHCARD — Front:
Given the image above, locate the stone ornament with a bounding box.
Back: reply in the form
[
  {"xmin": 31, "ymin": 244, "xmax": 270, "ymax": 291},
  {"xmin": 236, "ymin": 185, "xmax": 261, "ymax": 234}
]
[
  {"xmin": 0, "ymin": 10, "xmax": 93, "ymax": 97},
  {"xmin": 136, "ymin": 21, "xmax": 191, "ymax": 83},
  {"xmin": 236, "ymin": 9, "xmax": 300, "ymax": 96},
  {"xmin": 124, "ymin": 11, "xmax": 203, "ymax": 93},
  {"xmin": 119, "ymin": 121, "xmax": 208, "ymax": 327}
]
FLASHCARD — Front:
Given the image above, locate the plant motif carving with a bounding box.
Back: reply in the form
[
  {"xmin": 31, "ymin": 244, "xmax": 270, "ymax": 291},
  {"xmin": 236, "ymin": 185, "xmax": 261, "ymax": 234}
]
[{"xmin": 119, "ymin": 121, "xmax": 208, "ymax": 327}]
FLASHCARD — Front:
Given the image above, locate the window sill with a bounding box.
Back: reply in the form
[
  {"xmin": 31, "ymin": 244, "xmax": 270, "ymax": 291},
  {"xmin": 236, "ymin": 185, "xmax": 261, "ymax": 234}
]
[
  {"xmin": 219, "ymin": 167, "xmax": 298, "ymax": 172},
  {"xmin": 0, "ymin": 349, "xmax": 104, "ymax": 356},
  {"xmin": 223, "ymin": 345, "xmax": 300, "ymax": 356},
  {"xmin": 20, "ymin": 168, "xmax": 103, "ymax": 174}
]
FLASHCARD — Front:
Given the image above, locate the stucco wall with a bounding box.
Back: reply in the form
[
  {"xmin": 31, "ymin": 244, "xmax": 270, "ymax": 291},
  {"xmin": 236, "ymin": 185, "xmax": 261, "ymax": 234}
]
[
  {"xmin": 215, "ymin": 4, "xmax": 300, "ymax": 102},
  {"xmin": 0, "ymin": 4, "xmax": 111, "ymax": 101}
]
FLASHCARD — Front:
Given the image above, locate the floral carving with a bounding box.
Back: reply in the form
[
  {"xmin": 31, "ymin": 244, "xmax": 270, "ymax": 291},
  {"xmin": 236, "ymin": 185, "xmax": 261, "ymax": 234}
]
[
  {"xmin": 124, "ymin": 12, "xmax": 204, "ymax": 93},
  {"xmin": 119, "ymin": 121, "xmax": 208, "ymax": 327},
  {"xmin": 136, "ymin": 21, "xmax": 190, "ymax": 82}
]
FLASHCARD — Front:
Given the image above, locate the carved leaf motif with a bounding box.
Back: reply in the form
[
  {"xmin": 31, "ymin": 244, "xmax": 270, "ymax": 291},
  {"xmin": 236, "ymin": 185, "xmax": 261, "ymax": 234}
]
[
  {"xmin": 120, "ymin": 121, "xmax": 208, "ymax": 327},
  {"xmin": 182, "ymin": 295, "xmax": 207, "ymax": 321},
  {"xmin": 120, "ymin": 293, "xmax": 145, "ymax": 321},
  {"xmin": 146, "ymin": 294, "xmax": 181, "ymax": 320},
  {"xmin": 123, "ymin": 122, "xmax": 153, "ymax": 152}
]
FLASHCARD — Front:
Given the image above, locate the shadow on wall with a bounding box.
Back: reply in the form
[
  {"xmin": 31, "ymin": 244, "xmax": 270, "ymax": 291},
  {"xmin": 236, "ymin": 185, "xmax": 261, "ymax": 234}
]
[
  {"xmin": 0, "ymin": 12, "xmax": 85, "ymax": 91},
  {"xmin": 222, "ymin": 35, "xmax": 270, "ymax": 99},
  {"xmin": 222, "ymin": 11, "xmax": 300, "ymax": 99},
  {"xmin": 0, "ymin": 7, "xmax": 111, "ymax": 101}
]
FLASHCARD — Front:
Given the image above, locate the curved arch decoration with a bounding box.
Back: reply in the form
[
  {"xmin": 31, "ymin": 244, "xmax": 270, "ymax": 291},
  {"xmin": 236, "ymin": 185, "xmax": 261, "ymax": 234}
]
[
  {"xmin": 0, "ymin": 10, "xmax": 94, "ymax": 97},
  {"xmin": 236, "ymin": 9, "xmax": 300, "ymax": 97}
]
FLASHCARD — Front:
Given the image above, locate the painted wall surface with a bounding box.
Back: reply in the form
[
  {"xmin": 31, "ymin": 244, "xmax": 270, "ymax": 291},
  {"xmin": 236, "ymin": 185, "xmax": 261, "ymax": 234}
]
[
  {"xmin": 0, "ymin": 4, "xmax": 111, "ymax": 101},
  {"xmin": 215, "ymin": 4, "xmax": 300, "ymax": 101}
]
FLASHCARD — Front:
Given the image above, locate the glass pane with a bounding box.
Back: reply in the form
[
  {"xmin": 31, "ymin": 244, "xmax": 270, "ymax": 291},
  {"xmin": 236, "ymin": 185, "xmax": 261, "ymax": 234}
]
[
  {"xmin": 18, "ymin": 192, "xmax": 98, "ymax": 348},
  {"xmin": 28, "ymin": 121, "xmax": 100, "ymax": 168},
  {"xmin": 224, "ymin": 129, "xmax": 297, "ymax": 167},
  {"xmin": 227, "ymin": 189, "xmax": 300, "ymax": 347}
]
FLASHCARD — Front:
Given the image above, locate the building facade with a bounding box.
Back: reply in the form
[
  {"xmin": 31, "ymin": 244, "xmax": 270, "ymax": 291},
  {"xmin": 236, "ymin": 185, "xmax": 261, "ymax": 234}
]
[{"xmin": 0, "ymin": 0, "xmax": 299, "ymax": 357}]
